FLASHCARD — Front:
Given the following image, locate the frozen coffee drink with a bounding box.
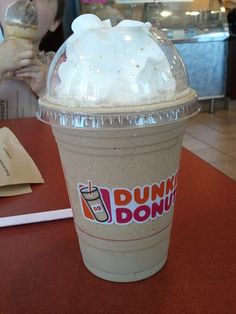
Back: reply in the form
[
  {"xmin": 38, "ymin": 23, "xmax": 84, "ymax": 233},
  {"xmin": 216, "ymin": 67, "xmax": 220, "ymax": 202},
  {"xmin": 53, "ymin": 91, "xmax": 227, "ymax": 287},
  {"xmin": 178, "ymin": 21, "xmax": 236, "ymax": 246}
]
[
  {"xmin": 5, "ymin": 24, "xmax": 37, "ymax": 40},
  {"xmin": 4, "ymin": 0, "xmax": 38, "ymax": 40},
  {"xmin": 38, "ymin": 14, "xmax": 199, "ymax": 282}
]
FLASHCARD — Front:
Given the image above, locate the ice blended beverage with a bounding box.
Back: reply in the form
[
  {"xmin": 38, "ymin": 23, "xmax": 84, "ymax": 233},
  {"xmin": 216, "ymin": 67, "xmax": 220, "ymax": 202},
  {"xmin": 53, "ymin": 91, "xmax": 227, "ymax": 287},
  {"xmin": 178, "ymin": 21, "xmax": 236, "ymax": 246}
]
[
  {"xmin": 38, "ymin": 14, "xmax": 199, "ymax": 282},
  {"xmin": 4, "ymin": 0, "xmax": 38, "ymax": 40},
  {"xmin": 5, "ymin": 24, "xmax": 37, "ymax": 40}
]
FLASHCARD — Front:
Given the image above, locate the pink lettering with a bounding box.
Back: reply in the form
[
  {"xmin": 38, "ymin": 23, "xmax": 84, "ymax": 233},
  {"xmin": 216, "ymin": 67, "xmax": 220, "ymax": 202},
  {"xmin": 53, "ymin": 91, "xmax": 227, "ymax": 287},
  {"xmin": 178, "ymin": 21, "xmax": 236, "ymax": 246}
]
[
  {"xmin": 133, "ymin": 205, "xmax": 150, "ymax": 222},
  {"xmin": 164, "ymin": 190, "xmax": 176, "ymax": 213},
  {"xmin": 116, "ymin": 208, "xmax": 132, "ymax": 224},
  {"xmin": 151, "ymin": 199, "xmax": 164, "ymax": 218},
  {"xmin": 172, "ymin": 189, "xmax": 177, "ymax": 205}
]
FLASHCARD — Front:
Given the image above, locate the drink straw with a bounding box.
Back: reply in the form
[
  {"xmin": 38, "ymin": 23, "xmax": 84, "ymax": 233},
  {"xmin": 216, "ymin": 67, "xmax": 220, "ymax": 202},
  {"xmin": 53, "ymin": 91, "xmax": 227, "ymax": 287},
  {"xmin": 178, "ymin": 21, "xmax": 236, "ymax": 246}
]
[{"xmin": 88, "ymin": 180, "xmax": 92, "ymax": 195}]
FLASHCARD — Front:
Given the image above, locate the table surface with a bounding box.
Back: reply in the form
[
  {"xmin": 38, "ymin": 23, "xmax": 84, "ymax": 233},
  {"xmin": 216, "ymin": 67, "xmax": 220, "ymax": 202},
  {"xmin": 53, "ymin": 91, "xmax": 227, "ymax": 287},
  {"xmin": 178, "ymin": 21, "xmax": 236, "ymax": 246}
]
[{"xmin": 0, "ymin": 118, "xmax": 236, "ymax": 314}]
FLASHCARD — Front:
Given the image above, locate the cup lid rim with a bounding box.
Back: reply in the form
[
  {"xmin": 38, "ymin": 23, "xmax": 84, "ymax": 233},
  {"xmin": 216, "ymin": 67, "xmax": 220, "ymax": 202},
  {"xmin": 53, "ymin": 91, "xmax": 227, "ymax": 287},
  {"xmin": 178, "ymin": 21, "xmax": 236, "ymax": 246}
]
[{"xmin": 37, "ymin": 89, "xmax": 199, "ymax": 129}]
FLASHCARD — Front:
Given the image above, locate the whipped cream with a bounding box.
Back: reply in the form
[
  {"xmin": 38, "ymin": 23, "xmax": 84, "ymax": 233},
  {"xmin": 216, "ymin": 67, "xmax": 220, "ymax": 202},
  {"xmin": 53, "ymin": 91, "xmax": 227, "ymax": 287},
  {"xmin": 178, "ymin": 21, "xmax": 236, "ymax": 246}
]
[{"xmin": 53, "ymin": 14, "xmax": 177, "ymax": 108}]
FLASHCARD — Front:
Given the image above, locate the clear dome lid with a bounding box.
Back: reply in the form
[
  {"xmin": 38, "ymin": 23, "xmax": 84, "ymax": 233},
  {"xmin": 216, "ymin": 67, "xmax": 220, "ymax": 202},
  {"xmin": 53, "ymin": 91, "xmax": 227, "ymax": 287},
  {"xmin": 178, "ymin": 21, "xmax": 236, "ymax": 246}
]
[
  {"xmin": 4, "ymin": 0, "xmax": 38, "ymax": 40},
  {"xmin": 5, "ymin": 0, "xmax": 38, "ymax": 28},
  {"xmin": 38, "ymin": 14, "xmax": 199, "ymax": 129}
]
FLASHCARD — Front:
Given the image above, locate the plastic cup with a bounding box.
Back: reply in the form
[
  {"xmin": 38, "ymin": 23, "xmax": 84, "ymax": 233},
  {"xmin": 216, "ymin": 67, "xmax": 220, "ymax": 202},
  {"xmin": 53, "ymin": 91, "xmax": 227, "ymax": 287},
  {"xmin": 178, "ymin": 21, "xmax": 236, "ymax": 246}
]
[
  {"xmin": 4, "ymin": 0, "xmax": 38, "ymax": 40},
  {"xmin": 5, "ymin": 24, "xmax": 37, "ymax": 40},
  {"xmin": 37, "ymin": 18, "xmax": 199, "ymax": 282}
]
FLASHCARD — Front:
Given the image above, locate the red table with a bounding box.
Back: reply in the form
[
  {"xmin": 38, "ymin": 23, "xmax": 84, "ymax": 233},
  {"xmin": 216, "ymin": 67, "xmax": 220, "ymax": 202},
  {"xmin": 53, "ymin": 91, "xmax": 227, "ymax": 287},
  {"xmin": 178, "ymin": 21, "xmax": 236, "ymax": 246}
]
[
  {"xmin": 0, "ymin": 118, "xmax": 235, "ymax": 314},
  {"xmin": 0, "ymin": 118, "xmax": 70, "ymax": 223}
]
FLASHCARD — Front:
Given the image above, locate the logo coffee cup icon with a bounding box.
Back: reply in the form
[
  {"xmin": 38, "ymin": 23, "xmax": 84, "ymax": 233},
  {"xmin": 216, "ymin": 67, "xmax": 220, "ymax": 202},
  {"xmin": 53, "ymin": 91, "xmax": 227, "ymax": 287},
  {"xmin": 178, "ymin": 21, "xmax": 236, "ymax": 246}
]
[{"xmin": 80, "ymin": 183, "xmax": 110, "ymax": 223}]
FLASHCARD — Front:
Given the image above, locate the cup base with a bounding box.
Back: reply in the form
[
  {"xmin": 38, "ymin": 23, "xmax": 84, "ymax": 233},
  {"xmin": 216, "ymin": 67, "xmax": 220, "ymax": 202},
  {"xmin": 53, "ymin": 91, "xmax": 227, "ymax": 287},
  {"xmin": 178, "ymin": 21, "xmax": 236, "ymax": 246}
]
[
  {"xmin": 83, "ymin": 256, "xmax": 167, "ymax": 283},
  {"xmin": 77, "ymin": 222, "xmax": 171, "ymax": 282}
]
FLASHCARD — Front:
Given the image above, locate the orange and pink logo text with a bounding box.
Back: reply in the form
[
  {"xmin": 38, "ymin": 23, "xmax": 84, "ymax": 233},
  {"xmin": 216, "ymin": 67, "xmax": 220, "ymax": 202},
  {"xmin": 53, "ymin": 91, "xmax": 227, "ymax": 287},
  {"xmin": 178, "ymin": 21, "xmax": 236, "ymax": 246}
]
[{"xmin": 78, "ymin": 171, "xmax": 178, "ymax": 225}]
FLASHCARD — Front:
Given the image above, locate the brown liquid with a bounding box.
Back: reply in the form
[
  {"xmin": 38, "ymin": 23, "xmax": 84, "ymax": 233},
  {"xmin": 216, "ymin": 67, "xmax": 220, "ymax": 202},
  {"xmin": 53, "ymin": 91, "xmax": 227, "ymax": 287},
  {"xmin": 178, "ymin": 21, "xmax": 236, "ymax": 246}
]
[{"xmin": 5, "ymin": 24, "xmax": 37, "ymax": 40}]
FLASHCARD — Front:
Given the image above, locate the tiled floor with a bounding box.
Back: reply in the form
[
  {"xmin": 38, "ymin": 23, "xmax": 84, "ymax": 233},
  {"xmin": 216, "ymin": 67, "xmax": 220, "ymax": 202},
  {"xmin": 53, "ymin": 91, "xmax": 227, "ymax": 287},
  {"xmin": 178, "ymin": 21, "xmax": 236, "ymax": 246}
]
[{"xmin": 183, "ymin": 109, "xmax": 236, "ymax": 181}]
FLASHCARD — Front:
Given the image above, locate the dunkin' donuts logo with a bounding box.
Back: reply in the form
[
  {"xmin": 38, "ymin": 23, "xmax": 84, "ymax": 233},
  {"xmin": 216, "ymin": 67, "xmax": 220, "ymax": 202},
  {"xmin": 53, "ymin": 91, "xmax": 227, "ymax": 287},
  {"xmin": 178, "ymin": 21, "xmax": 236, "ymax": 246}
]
[{"xmin": 78, "ymin": 171, "xmax": 178, "ymax": 225}]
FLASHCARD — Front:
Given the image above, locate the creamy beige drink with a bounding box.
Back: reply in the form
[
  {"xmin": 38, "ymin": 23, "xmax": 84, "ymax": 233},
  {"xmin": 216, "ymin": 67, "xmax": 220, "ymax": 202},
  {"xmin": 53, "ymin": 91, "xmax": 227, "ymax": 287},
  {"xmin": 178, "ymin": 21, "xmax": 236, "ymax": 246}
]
[
  {"xmin": 5, "ymin": 24, "xmax": 37, "ymax": 40},
  {"xmin": 5, "ymin": 0, "xmax": 38, "ymax": 40},
  {"xmin": 38, "ymin": 14, "xmax": 199, "ymax": 282},
  {"xmin": 51, "ymin": 117, "xmax": 186, "ymax": 281}
]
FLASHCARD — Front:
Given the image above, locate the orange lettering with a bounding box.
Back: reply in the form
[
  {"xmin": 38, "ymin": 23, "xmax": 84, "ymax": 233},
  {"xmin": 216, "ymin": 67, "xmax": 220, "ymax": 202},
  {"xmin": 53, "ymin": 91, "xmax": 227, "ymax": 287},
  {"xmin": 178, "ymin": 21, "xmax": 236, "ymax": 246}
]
[
  {"xmin": 134, "ymin": 186, "xmax": 149, "ymax": 204},
  {"xmin": 151, "ymin": 181, "xmax": 165, "ymax": 200},
  {"xmin": 114, "ymin": 189, "xmax": 132, "ymax": 206},
  {"xmin": 166, "ymin": 175, "xmax": 175, "ymax": 194}
]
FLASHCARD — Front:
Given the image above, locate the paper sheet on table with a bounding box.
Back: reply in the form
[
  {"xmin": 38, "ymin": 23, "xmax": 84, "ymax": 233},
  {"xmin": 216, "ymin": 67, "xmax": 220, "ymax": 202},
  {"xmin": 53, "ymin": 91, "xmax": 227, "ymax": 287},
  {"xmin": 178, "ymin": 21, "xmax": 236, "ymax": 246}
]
[
  {"xmin": 0, "ymin": 127, "xmax": 44, "ymax": 196},
  {"xmin": 0, "ymin": 184, "xmax": 32, "ymax": 197}
]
